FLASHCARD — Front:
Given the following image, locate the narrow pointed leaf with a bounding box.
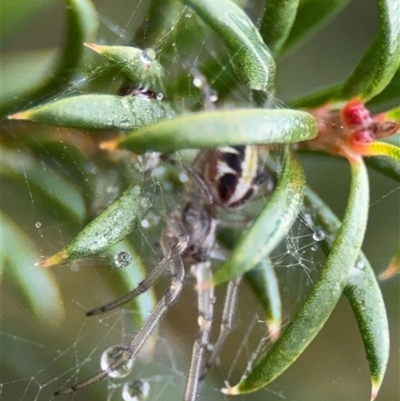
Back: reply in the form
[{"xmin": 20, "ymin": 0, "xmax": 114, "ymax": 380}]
[
  {"xmin": 246, "ymin": 259, "xmax": 282, "ymax": 341},
  {"xmin": 260, "ymin": 0, "xmax": 300, "ymax": 56},
  {"xmin": 4, "ymin": 0, "xmax": 99, "ymax": 117},
  {"xmin": 304, "ymin": 187, "xmax": 389, "ymax": 401},
  {"xmin": 214, "ymin": 150, "xmax": 305, "ymax": 286},
  {"xmin": 340, "ymin": 0, "xmax": 400, "ymax": 101},
  {"xmin": 85, "ymin": 44, "xmax": 166, "ymax": 94},
  {"xmin": 37, "ymin": 184, "xmax": 143, "ymax": 267},
  {"xmin": 379, "ymin": 245, "xmax": 400, "ymax": 280},
  {"xmin": 1, "ymin": 212, "xmax": 65, "ymax": 327},
  {"xmin": 367, "ymin": 68, "xmax": 400, "ymax": 107},
  {"xmin": 357, "ymin": 141, "xmax": 400, "ymax": 161},
  {"xmin": 1, "ymin": 145, "xmax": 85, "ymax": 226},
  {"xmin": 112, "ymin": 109, "xmax": 317, "ymax": 154},
  {"xmin": 9, "ymin": 95, "xmax": 175, "ymax": 130},
  {"xmin": 225, "ymin": 159, "xmax": 369, "ymax": 395},
  {"xmin": 282, "ymin": 0, "xmax": 351, "ymax": 55},
  {"xmin": 384, "ymin": 106, "xmax": 400, "ymax": 121},
  {"xmin": 181, "ymin": 0, "xmax": 276, "ymax": 91},
  {"xmin": 289, "ymin": 83, "xmax": 342, "ymax": 108}
]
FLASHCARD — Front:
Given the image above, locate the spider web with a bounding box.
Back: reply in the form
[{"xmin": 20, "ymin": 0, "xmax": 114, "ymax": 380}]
[{"xmin": 2, "ymin": 1, "xmax": 399, "ymax": 401}]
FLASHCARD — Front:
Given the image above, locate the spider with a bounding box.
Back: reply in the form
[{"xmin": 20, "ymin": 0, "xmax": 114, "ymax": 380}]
[{"xmin": 54, "ymin": 134, "xmax": 274, "ymax": 399}]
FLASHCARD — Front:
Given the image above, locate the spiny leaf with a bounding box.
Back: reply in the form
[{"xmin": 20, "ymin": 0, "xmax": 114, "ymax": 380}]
[
  {"xmin": 9, "ymin": 95, "xmax": 175, "ymax": 130},
  {"xmin": 107, "ymin": 109, "xmax": 317, "ymax": 154},
  {"xmin": 214, "ymin": 150, "xmax": 305, "ymax": 286},
  {"xmin": 340, "ymin": 0, "xmax": 400, "ymax": 101},
  {"xmin": 181, "ymin": 0, "xmax": 276, "ymax": 91},
  {"xmin": 225, "ymin": 158, "xmax": 369, "ymax": 395},
  {"xmin": 37, "ymin": 184, "xmax": 143, "ymax": 267}
]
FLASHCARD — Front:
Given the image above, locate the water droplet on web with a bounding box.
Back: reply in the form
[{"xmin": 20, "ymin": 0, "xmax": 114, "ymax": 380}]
[
  {"xmin": 193, "ymin": 77, "xmax": 202, "ymax": 88},
  {"xmin": 156, "ymin": 93, "xmax": 164, "ymax": 100},
  {"xmin": 141, "ymin": 211, "xmax": 160, "ymax": 229},
  {"xmin": 114, "ymin": 251, "xmax": 132, "ymax": 268},
  {"xmin": 210, "ymin": 89, "xmax": 218, "ymax": 103},
  {"xmin": 100, "ymin": 345, "xmax": 134, "ymax": 379},
  {"xmin": 122, "ymin": 379, "xmax": 150, "ymax": 401},
  {"xmin": 35, "ymin": 221, "xmax": 42, "ymax": 228},
  {"xmin": 355, "ymin": 259, "xmax": 365, "ymax": 270},
  {"xmin": 312, "ymin": 229, "xmax": 325, "ymax": 241},
  {"xmin": 70, "ymin": 262, "xmax": 79, "ymax": 271},
  {"xmin": 310, "ymin": 244, "xmax": 318, "ymax": 252},
  {"xmin": 185, "ymin": 12, "xmax": 193, "ymax": 18}
]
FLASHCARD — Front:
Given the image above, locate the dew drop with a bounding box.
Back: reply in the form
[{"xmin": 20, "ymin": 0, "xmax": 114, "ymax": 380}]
[
  {"xmin": 193, "ymin": 77, "xmax": 202, "ymax": 88},
  {"xmin": 114, "ymin": 251, "xmax": 132, "ymax": 268},
  {"xmin": 210, "ymin": 89, "xmax": 218, "ymax": 103},
  {"xmin": 100, "ymin": 345, "xmax": 134, "ymax": 379},
  {"xmin": 122, "ymin": 379, "xmax": 151, "ymax": 401},
  {"xmin": 312, "ymin": 229, "xmax": 325, "ymax": 242},
  {"xmin": 141, "ymin": 219, "xmax": 149, "ymax": 228},
  {"xmin": 355, "ymin": 259, "xmax": 365, "ymax": 270},
  {"xmin": 156, "ymin": 93, "xmax": 164, "ymax": 101},
  {"xmin": 70, "ymin": 262, "xmax": 79, "ymax": 272},
  {"xmin": 35, "ymin": 221, "xmax": 42, "ymax": 228},
  {"xmin": 310, "ymin": 244, "xmax": 318, "ymax": 252}
]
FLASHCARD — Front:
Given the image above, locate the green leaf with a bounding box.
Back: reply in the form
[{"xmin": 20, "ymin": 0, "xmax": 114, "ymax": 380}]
[
  {"xmin": 226, "ymin": 158, "xmax": 369, "ymax": 395},
  {"xmin": 260, "ymin": 0, "xmax": 300, "ymax": 56},
  {"xmin": 37, "ymin": 184, "xmax": 143, "ymax": 267},
  {"xmin": 288, "ymin": 83, "xmax": 342, "ymax": 108},
  {"xmin": 304, "ymin": 187, "xmax": 389, "ymax": 400},
  {"xmin": 1, "ymin": 0, "xmax": 56, "ymax": 42},
  {"xmin": 1, "ymin": 145, "xmax": 85, "ymax": 227},
  {"xmin": 85, "ymin": 44, "xmax": 166, "ymax": 94},
  {"xmin": 282, "ymin": 0, "xmax": 351, "ymax": 55},
  {"xmin": 1, "ymin": 212, "xmax": 65, "ymax": 327},
  {"xmin": 214, "ymin": 150, "xmax": 305, "ymax": 286},
  {"xmin": 115, "ymin": 109, "xmax": 317, "ymax": 154},
  {"xmin": 246, "ymin": 259, "xmax": 282, "ymax": 341},
  {"xmin": 340, "ymin": 0, "xmax": 400, "ymax": 101},
  {"xmin": 181, "ymin": 0, "xmax": 276, "ymax": 91},
  {"xmin": 9, "ymin": 95, "xmax": 175, "ymax": 130},
  {"xmin": 3, "ymin": 0, "xmax": 99, "ymax": 117},
  {"xmin": 367, "ymin": 67, "xmax": 400, "ymax": 107}
]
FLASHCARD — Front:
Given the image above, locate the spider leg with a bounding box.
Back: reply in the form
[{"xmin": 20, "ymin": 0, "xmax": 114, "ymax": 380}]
[
  {"xmin": 54, "ymin": 255, "xmax": 185, "ymax": 396},
  {"xmin": 87, "ymin": 252, "xmax": 173, "ymax": 316},
  {"xmin": 200, "ymin": 276, "xmax": 242, "ymax": 380},
  {"xmin": 184, "ymin": 261, "xmax": 214, "ymax": 401}
]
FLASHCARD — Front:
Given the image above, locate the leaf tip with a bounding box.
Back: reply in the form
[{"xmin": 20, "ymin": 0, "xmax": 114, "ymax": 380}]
[
  {"xmin": 370, "ymin": 379, "xmax": 382, "ymax": 401},
  {"xmin": 36, "ymin": 250, "xmax": 68, "ymax": 267},
  {"xmin": 221, "ymin": 384, "xmax": 239, "ymax": 395},
  {"xmin": 84, "ymin": 42, "xmax": 103, "ymax": 53},
  {"xmin": 267, "ymin": 321, "xmax": 281, "ymax": 342},
  {"xmin": 8, "ymin": 111, "xmax": 32, "ymax": 121},
  {"xmin": 378, "ymin": 255, "xmax": 399, "ymax": 281},
  {"xmin": 100, "ymin": 138, "xmax": 119, "ymax": 151}
]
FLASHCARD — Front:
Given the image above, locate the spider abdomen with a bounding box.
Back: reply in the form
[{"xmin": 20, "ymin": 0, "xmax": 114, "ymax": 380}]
[{"xmin": 197, "ymin": 145, "xmax": 260, "ymax": 208}]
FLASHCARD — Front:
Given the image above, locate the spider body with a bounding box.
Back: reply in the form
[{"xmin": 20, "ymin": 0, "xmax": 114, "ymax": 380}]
[{"xmin": 55, "ymin": 144, "xmax": 268, "ymax": 401}]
